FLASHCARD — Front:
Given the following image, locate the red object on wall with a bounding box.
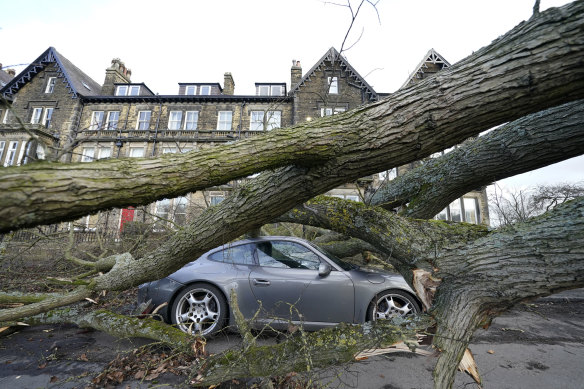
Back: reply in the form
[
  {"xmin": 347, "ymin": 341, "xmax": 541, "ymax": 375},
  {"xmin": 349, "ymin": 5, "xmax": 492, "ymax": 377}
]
[{"xmin": 120, "ymin": 207, "xmax": 135, "ymax": 231}]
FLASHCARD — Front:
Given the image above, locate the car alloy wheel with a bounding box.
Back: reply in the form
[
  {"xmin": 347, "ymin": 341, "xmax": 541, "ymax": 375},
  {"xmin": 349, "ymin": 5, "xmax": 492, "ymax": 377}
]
[
  {"xmin": 368, "ymin": 289, "xmax": 420, "ymax": 321},
  {"xmin": 171, "ymin": 283, "xmax": 227, "ymax": 336}
]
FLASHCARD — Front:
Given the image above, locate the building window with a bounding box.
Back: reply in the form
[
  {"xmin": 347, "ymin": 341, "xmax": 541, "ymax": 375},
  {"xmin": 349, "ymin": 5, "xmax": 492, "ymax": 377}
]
[
  {"xmin": 174, "ymin": 196, "xmax": 188, "ymax": 225},
  {"xmin": 154, "ymin": 198, "xmax": 171, "ymax": 230},
  {"xmin": 168, "ymin": 111, "xmax": 182, "ymax": 130},
  {"xmin": 98, "ymin": 147, "xmax": 112, "ymax": 159},
  {"xmin": 199, "ymin": 85, "xmax": 211, "ymax": 95},
  {"xmin": 136, "ymin": 111, "xmax": 151, "ymax": 130},
  {"xmin": 250, "ymin": 111, "xmax": 264, "ymax": 131},
  {"xmin": 464, "ymin": 197, "xmax": 479, "ymax": 224},
  {"xmin": 42, "ymin": 108, "xmax": 54, "ymax": 128},
  {"xmin": 328, "ymin": 76, "xmax": 338, "ymax": 94},
  {"xmin": 321, "ymin": 107, "xmax": 346, "ymax": 117},
  {"xmin": 45, "ymin": 77, "xmax": 57, "ymax": 94},
  {"xmin": 129, "ymin": 147, "xmax": 145, "ymax": 158},
  {"xmin": 115, "ymin": 85, "xmax": 128, "ymax": 96},
  {"xmin": 210, "ymin": 195, "xmax": 224, "ymax": 206},
  {"xmin": 0, "ymin": 141, "xmax": 5, "ymax": 163},
  {"xmin": 2, "ymin": 110, "xmax": 11, "ymax": 124},
  {"xmin": 115, "ymin": 85, "xmax": 140, "ymax": 96},
  {"xmin": 258, "ymin": 85, "xmax": 270, "ymax": 96},
  {"xmin": 90, "ymin": 111, "xmax": 104, "ymax": 130},
  {"xmin": 106, "ymin": 111, "xmax": 120, "ymax": 129},
  {"xmin": 217, "ymin": 111, "xmax": 232, "ymax": 131},
  {"xmin": 266, "ymin": 111, "xmax": 281, "ymax": 131},
  {"xmin": 81, "ymin": 147, "xmax": 95, "ymax": 162},
  {"xmin": 31, "ymin": 108, "xmax": 43, "ymax": 124},
  {"xmin": 449, "ymin": 199, "xmax": 462, "ymax": 222},
  {"xmin": 162, "ymin": 147, "xmax": 178, "ymax": 154},
  {"xmin": 4, "ymin": 141, "xmax": 18, "ymax": 166},
  {"xmin": 185, "ymin": 86, "xmax": 196, "ymax": 95},
  {"xmin": 184, "ymin": 111, "xmax": 198, "ymax": 130},
  {"xmin": 129, "ymin": 85, "xmax": 140, "ymax": 96}
]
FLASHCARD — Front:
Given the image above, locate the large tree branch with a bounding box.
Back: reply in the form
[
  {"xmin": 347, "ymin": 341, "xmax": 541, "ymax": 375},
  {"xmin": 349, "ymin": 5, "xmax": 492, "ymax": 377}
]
[
  {"xmin": 368, "ymin": 100, "xmax": 584, "ymax": 218},
  {"xmin": 2, "ymin": 1, "xmax": 584, "ymax": 232}
]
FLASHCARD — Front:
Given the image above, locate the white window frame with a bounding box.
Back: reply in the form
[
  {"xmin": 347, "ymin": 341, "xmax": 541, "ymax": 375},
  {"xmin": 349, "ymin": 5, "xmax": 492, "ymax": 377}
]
[
  {"xmin": 185, "ymin": 85, "xmax": 196, "ymax": 95},
  {"xmin": 2, "ymin": 109, "xmax": 10, "ymax": 124},
  {"xmin": 129, "ymin": 147, "xmax": 145, "ymax": 158},
  {"xmin": 0, "ymin": 141, "xmax": 5, "ymax": 163},
  {"xmin": 210, "ymin": 195, "xmax": 224, "ymax": 206},
  {"xmin": 328, "ymin": 76, "xmax": 338, "ymax": 94},
  {"xmin": 97, "ymin": 147, "xmax": 112, "ymax": 160},
  {"xmin": 217, "ymin": 111, "xmax": 232, "ymax": 131},
  {"xmin": 320, "ymin": 107, "xmax": 346, "ymax": 117},
  {"xmin": 184, "ymin": 111, "xmax": 198, "ymax": 130},
  {"xmin": 106, "ymin": 111, "xmax": 120, "ymax": 130},
  {"xmin": 90, "ymin": 111, "xmax": 105, "ymax": 130},
  {"xmin": 45, "ymin": 77, "xmax": 57, "ymax": 93},
  {"xmin": 31, "ymin": 108, "xmax": 43, "ymax": 124},
  {"xmin": 258, "ymin": 85, "xmax": 270, "ymax": 96},
  {"xmin": 42, "ymin": 108, "xmax": 54, "ymax": 128},
  {"xmin": 266, "ymin": 110, "xmax": 281, "ymax": 131},
  {"xmin": 162, "ymin": 147, "xmax": 178, "ymax": 154},
  {"xmin": 250, "ymin": 111, "xmax": 264, "ymax": 131},
  {"xmin": 271, "ymin": 85, "xmax": 283, "ymax": 96},
  {"xmin": 199, "ymin": 85, "xmax": 211, "ymax": 95},
  {"xmin": 136, "ymin": 111, "xmax": 151, "ymax": 130},
  {"xmin": 115, "ymin": 85, "xmax": 128, "ymax": 96},
  {"xmin": 129, "ymin": 85, "xmax": 140, "ymax": 96},
  {"xmin": 81, "ymin": 147, "xmax": 95, "ymax": 162},
  {"xmin": 168, "ymin": 111, "xmax": 182, "ymax": 130}
]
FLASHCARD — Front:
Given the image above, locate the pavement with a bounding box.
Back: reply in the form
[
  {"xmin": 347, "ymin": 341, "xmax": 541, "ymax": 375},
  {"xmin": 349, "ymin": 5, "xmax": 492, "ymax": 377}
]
[{"xmin": 0, "ymin": 289, "xmax": 583, "ymax": 388}]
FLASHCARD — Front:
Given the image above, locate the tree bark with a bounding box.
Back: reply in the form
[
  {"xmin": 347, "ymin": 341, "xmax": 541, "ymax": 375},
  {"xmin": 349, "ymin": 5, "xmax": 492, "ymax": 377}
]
[
  {"xmin": 1, "ymin": 1, "xmax": 584, "ymax": 232},
  {"xmin": 368, "ymin": 100, "xmax": 584, "ymax": 218},
  {"xmin": 193, "ymin": 317, "xmax": 434, "ymax": 386}
]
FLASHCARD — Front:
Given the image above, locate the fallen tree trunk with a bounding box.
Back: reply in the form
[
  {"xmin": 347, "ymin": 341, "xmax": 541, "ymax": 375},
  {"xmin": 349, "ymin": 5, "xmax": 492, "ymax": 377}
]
[
  {"xmin": 368, "ymin": 100, "xmax": 584, "ymax": 218},
  {"xmin": 2, "ymin": 308, "xmax": 194, "ymax": 350},
  {"xmin": 192, "ymin": 316, "xmax": 434, "ymax": 386},
  {"xmin": 279, "ymin": 195, "xmax": 584, "ymax": 387},
  {"xmin": 2, "ymin": 2, "xmax": 584, "ymax": 232}
]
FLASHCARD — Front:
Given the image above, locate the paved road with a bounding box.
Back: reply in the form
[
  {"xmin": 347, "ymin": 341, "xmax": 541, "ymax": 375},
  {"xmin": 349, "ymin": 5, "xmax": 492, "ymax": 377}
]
[{"xmin": 0, "ymin": 290, "xmax": 583, "ymax": 388}]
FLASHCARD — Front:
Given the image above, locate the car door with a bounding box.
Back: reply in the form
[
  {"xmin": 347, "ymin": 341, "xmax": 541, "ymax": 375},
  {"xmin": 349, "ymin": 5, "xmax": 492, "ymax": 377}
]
[{"xmin": 248, "ymin": 240, "xmax": 355, "ymax": 325}]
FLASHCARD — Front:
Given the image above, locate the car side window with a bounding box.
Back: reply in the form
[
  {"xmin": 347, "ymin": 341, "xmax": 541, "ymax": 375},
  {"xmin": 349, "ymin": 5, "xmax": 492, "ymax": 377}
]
[
  {"xmin": 256, "ymin": 241, "xmax": 321, "ymax": 270},
  {"xmin": 209, "ymin": 244, "xmax": 255, "ymax": 265}
]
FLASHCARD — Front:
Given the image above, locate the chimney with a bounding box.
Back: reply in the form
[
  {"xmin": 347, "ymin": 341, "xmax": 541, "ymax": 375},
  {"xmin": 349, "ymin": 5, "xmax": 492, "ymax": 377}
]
[
  {"xmin": 223, "ymin": 72, "xmax": 235, "ymax": 95},
  {"xmin": 101, "ymin": 58, "xmax": 132, "ymax": 95},
  {"xmin": 291, "ymin": 60, "xmax": 302, "ymax": 89}
]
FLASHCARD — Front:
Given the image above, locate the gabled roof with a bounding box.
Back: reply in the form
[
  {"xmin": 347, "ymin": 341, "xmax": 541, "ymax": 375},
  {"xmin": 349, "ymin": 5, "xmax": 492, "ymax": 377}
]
[
  {"xmin": 289, "ymin": 47, "xmax": 378, "ymax": 101},
  {"xmin": 400, "ymin": 48, "xmax": 451, "ymax": 90},
  {"xmin": 1, "ymin": 47, "xmax": 101, "ymax": 100}
]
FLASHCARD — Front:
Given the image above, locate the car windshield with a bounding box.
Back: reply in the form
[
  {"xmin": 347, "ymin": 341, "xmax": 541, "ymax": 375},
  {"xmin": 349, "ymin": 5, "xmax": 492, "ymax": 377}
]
[{"xmin": 306, "ymin": 241, "xmax": 357, "ymax": 271}]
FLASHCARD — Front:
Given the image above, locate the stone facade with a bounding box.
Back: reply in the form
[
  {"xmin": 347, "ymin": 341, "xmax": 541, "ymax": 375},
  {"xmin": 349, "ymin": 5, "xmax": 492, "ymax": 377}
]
[{"xmin": 0, "ymin": 46, "xmax": 489, "ymax": 231}]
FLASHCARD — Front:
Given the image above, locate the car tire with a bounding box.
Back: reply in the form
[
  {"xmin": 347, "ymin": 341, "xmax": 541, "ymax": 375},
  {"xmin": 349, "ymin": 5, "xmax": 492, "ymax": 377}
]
[
  {"xmin": 367, "ymin": 289, "xmax": 420, "ymax": 321},
  {"xmin": 171, "ymin": 283, "xmax": 227, "ymax": 336}
]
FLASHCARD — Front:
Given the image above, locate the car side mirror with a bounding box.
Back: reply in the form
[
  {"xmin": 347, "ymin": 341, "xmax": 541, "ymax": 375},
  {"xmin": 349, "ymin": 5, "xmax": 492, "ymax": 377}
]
[{"xmin": 318, "ymin": 262, "xmax": 332, "ymax": 277}]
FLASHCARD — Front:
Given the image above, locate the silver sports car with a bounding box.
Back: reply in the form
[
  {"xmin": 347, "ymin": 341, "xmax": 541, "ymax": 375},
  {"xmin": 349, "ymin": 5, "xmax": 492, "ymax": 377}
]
[{"xmin": 138, "ymin": 236, "xmax": 420, "ymax": 336}]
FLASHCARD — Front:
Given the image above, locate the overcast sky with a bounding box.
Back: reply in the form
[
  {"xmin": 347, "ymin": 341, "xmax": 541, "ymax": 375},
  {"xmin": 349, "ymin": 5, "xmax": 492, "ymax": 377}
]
[{"xmin": 0, "ymin": 0, "xmax": 581, "ymax": 189}]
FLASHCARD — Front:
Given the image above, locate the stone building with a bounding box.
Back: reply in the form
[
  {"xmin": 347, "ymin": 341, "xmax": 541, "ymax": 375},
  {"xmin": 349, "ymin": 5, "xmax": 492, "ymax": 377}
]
[{"xmin": 0, "ymin": 46, "xmax": 489, "ymax": 232}]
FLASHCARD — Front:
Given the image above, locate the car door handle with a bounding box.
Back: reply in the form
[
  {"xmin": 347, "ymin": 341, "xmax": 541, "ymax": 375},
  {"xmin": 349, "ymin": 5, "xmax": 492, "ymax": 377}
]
[{"xmin": 253, "ymin": 279, "xmax": 271, "ymax": 286}]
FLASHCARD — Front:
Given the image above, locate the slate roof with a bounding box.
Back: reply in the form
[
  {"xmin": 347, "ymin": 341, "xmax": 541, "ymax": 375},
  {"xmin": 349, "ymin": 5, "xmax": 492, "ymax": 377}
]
[
  {"xmin": 0, "ymin": 69, "xmax": 14, "ymax": 89},
  {"xmin": 289, "ymin": 47, "xmax": 378, "ymax": 101},
  {"xmin": 1, "ymin": 47, "xmax": 101, "ymax": 99}
]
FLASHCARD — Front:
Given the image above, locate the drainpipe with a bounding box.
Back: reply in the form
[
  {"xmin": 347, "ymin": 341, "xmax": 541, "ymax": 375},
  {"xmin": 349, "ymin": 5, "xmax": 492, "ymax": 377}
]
[
  {"xmin": 238, "ymin": 102, "xmax": 246, "ymax": 139},
  {"xmin": 152, "ymin": 100, "xmax": 162, "ymax": 156}
]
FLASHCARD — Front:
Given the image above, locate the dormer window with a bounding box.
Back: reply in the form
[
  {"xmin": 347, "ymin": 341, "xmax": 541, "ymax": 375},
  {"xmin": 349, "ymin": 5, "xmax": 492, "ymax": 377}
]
[
  {"xmin": 115, "ymin": 85, "xmax": 127, "ymax": 96},
  {"xmin": 45, "ymin": 77, "xmax": 57, "ymax": 94},
  {"xmin": 115, "ymin": 85, "xmax": 141, "ymax": 96},
  {"xmin": 186, "ymin": 85, "xmax": 196, "ymax": 95},
  {"xmin": 256, "ymin": 84, "xmax": 286, "ymax": 96},
  {"xmin": 129, "ymin": 85, "xmax": 140, "ymax": 95},
  {"xmin": 199, "ymin": 85, "xmax": 211, "ymax": 95}
]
